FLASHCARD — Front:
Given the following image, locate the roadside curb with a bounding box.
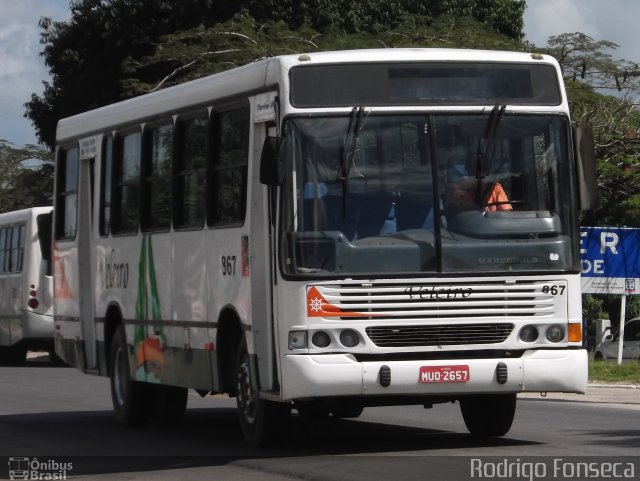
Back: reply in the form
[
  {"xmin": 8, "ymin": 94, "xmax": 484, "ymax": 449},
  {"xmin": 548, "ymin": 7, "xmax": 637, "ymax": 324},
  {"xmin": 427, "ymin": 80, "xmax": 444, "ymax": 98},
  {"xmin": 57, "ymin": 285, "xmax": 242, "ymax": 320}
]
[{"xmin": 587, "ymin": 383, "xmax": 639, "ymax": 389}]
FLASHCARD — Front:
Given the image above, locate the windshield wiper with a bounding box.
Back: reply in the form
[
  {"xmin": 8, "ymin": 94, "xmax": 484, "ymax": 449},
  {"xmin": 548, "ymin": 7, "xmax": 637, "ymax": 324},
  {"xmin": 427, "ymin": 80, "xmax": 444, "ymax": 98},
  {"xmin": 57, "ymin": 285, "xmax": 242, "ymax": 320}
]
[
  {"xmin": 475, "ymin": 104, "xmax": 506, "ymax": 204},
  {"xmin": 337, "ymin": 106, "xmax": 366, "ymax": 217}
]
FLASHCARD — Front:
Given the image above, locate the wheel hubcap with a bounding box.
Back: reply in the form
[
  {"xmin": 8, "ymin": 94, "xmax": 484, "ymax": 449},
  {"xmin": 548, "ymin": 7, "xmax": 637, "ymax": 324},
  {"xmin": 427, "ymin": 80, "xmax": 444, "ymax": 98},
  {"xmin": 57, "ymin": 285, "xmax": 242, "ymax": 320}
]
[
  {"xmin": 237, "ymin": 354, "xmax": 257, "ymax": 424},
  {"xmin": 113, "ymin": 346, "xmax": 126, "ymax": 406}
]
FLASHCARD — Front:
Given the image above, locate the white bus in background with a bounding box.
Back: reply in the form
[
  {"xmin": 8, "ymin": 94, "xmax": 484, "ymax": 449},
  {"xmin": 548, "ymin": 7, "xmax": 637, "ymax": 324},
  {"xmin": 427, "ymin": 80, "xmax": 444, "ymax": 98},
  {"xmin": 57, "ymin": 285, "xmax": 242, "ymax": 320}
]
[
  {"xmin": 53, "ymin": 48, "xmax": 598, "ymax": 446},
  {"xmin": 0, "ymin": 207, "xmax": 54, "ymax": 364}
]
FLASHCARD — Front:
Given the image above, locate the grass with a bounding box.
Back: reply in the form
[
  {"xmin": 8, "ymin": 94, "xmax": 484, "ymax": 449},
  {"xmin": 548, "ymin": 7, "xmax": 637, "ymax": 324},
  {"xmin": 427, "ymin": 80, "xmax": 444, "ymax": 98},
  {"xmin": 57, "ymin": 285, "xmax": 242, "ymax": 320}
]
[{"xmin": 588, "ymin": 358, "xmax": 640, "ymax": 384}]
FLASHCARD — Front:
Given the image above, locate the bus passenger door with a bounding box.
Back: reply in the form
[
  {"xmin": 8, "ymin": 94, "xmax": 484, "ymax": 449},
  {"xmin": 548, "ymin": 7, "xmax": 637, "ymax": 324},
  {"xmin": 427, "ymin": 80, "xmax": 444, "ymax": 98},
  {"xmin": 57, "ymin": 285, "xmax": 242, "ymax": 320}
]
[
  {"xmin": 249, "ymin": 93, "xmax": 280, "ymax": 394},
  {"xmin": 78, "ymin": 151, "xmax": 97, "ymax": 370}
]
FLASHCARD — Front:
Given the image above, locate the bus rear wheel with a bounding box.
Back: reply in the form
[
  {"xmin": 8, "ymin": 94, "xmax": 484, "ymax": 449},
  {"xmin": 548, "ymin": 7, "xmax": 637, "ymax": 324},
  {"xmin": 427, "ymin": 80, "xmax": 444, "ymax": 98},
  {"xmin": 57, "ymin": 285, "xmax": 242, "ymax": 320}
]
[
  {"xmin": 235, "ymin": 338, "xmax": 289, "ymax": 447},
  {"xmin": 459, "ymin": 393, "xmax": 516, "ymax": 437},
  {"xmin": 0, "ymin": 345, "xmax": 27, "ymax": 365},
  {"xmin": 109, "ymin": 325, "xmax": 146, "ymax": 427}
]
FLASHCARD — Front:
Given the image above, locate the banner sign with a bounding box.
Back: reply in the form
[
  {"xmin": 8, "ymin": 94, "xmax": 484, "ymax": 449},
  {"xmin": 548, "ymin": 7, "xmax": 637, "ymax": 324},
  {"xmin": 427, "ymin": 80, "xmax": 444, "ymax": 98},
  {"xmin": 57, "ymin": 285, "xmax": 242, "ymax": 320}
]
[{"xmin": 580, "ymin": 227, "xmax": 640, "ymax": 295}]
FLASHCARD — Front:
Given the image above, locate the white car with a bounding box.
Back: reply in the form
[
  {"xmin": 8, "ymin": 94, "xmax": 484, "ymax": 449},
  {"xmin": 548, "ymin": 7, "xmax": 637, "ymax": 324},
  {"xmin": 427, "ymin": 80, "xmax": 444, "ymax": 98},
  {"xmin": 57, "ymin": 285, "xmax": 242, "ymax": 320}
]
[{"xmin": 594, "ymin": 318, "xmax": 640, "ymax": 361}]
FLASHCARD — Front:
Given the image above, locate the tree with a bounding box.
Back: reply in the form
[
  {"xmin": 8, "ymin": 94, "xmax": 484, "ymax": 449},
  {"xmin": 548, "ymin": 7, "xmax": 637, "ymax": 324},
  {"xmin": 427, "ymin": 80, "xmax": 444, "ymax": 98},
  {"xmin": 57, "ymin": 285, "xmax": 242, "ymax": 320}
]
[
  {"xmin": 26, "ymin": 0, "xmax": 216, "ymax": 148},
  {"xmin": 540, "ymin": 33, "xmax": 640, "ymax": 228},
  {"xmin": 0, "ymin": 141, "xmax": 54, "ymax": 212},
  {"xmin": 26, "ymin": 0, "xmax": 527, "ymax": 149},
  {"xmin": 120, "ymin": 10, "xmax": 524, "ymax": 96}
]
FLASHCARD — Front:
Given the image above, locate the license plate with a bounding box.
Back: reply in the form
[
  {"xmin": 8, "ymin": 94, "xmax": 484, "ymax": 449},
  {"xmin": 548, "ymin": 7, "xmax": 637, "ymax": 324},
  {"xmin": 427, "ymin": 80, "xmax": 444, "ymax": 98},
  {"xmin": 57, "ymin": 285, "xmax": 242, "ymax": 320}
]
[{"xmin": 419, "ymin": 365, "xmax": 470, "ymax": 383}]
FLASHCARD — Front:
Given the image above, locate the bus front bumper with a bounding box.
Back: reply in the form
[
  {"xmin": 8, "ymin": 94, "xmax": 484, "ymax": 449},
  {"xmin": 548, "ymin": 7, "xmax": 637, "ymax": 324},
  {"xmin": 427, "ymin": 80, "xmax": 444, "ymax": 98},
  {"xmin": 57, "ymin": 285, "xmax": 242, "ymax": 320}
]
[{"xmin": 281, "ymin": 349, "xmax": 587, "ymax": 401}]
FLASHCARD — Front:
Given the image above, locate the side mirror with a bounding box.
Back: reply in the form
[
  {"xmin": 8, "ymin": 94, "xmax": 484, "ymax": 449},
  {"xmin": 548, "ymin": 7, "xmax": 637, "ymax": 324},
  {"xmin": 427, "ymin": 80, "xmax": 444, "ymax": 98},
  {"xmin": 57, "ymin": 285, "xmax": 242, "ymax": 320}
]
[
  {"xmin": 573, "ymin": 124, "xmax": 599, "ymax": 211},
  {"xmin": 260, "ymin": 137, "xmax": 282, "ymax": 186}
]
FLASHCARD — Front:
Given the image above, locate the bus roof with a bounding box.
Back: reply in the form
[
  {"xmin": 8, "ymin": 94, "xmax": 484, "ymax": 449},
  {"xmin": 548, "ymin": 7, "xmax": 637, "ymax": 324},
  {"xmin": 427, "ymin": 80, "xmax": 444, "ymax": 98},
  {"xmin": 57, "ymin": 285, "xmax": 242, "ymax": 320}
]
[
  {"xmin": 56, "ymin": 48, "xmax": 561, "ymax": 144},
  {"xmin": 0, "ymin": 207, "xmax": 52, "ymax": 225}
]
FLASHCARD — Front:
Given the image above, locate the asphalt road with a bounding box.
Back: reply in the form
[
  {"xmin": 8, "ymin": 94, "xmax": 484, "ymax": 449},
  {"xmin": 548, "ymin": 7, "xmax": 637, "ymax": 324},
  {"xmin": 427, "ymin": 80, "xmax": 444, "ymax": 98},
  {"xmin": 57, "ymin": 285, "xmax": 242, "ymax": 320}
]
[{"xmin": 1, "ymin": 357, "xmax": 638, "ymax": 481}]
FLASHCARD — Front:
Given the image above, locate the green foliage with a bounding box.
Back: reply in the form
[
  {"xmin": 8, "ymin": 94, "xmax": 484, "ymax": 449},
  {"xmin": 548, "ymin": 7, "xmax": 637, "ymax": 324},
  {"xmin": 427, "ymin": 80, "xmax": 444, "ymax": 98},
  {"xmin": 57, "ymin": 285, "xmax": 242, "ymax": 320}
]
[
  {"xmin": 589, "ymin": 359, "xmax": 640, "ymax": 383},
  {"xmin": 26, "ymin": 0, "xmax": 216, "ymax": 148},
  {"xmin": 122, "ymin": 12, "xmax": 523, "ymax": 95},
  {"xmin": 26, "ymin": 0, "xmax": 527, "ymax": 149},
  {"xmin": 0, "ymin": 141, "xmax": 54, "ymax": 212},
  {"xmin": 211, "ymin": 0, "xmax": 526, "ymax": 38},
  {"xmin": 601, "ymin": 295, "xmax": 640, "ymax": 326},
  {"xmin": 23, "ymin": 2, "xmax": 640, "ymax": 234},
  {"xmin": 582, "ymin": 294, "xmax": 607, "ymax": 322},
  {"xmin": 537, "ymin": 33, "xmax": 640, "ymax": 228}
]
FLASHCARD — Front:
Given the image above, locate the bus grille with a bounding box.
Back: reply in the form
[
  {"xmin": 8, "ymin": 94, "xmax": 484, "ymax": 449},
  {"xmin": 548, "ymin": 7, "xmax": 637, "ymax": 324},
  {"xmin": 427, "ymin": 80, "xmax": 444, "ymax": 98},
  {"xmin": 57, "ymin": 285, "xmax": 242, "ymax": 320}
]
[
  {"xmin": 365, "ymin": 323, "xmax": 514, "ymax": 347},
  {"xmin": 311, "ymin": 279, "xmax": 563, "ymax": 321}
]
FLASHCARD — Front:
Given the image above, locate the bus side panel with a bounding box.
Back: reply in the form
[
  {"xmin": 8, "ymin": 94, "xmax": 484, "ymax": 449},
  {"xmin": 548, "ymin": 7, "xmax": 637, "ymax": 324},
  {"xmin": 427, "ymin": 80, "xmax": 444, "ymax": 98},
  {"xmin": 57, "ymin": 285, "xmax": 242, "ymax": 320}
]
[
  {"xmin": 53, "ymin": 243, "xmax": 85, "ymax": 368},
  {"xmin": 21, "ymin": 235, "xmax": 54, "ymax": 344},
  {"xmin": 167, "ymin": 230, "xmax": 214, "ymax": 390},
  {"xmin": 0, "ymin": 270, "xmax": 21, "ymax": 347}
]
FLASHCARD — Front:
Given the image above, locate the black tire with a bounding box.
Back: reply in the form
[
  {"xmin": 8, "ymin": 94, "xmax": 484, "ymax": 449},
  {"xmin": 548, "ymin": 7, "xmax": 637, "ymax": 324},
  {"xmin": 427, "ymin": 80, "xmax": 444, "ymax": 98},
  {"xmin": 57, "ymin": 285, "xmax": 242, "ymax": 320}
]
[
  {"xmin": 295, "ymin": 400, "xmax": 331, "ymax": 419},
  {"xmin": 331, "ymin": 401, "xmax": 364, "ymax": 419},
  {"xmin": 48, "ymin": 351, "xmax": 67, "ymax": 366},
  {"xmin": 594, "ymin": 352, "xmax": 604, "ymax": 361},
  {"xmin": 0, "ymin": 345, "xmax": 27, "ymax": 365},
  {"xmin": 460, "ymin": 393, "xmax": 516, "ymax": 437},
  {"xmin": 109, "ymin": 325, "xmax": 147, "ymax": 427},
  {"xmin": 235, "ymin": 337, "xmax": 289, "ymax": 447},
  {"xmin": 148, "ymin": 384, "xmax": 188, "ymax": 426}
]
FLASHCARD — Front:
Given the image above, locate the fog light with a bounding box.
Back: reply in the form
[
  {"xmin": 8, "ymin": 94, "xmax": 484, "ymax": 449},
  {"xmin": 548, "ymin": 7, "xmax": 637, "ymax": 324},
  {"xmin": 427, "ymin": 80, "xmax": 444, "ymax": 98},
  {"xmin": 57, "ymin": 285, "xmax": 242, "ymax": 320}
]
[
  {"xmin": 339, "ymin": 329, "xmax": 360, "ymax": 348},
  {"xmin": 311, "ymin": 331, "xmax": 331, "ymax": 348},
  {"xmin": 546, "ymin": 324, "xmax": 565, "ymax": 343},
  {"xmin": 519, "ymin": 325, "xmax": 539, "ymax": 342},
  {"xmin": 288, "ymin": 331, "xmax": 307, "ymax": 350}
]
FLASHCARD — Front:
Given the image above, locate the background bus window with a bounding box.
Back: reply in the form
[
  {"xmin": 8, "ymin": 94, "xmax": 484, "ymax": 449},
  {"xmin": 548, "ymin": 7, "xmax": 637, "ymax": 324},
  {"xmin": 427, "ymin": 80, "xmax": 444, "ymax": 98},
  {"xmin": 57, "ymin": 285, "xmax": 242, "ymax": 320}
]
[
  {"xmin": 0, "ymin": 226, "xmax": 26, "ymax": 273},
  {"xmin": 113, "ymin": 131, "xmax": 141, "ymax": 234},
  {"xmin": 0, "ymin": 228, "xmax": 5, "ymax": 272},
  {"xmin": 11, "ymin": 225, "xmax": 25, "ymax": 272},
  {"xmin": 100, "ymin": 135, "xmax": 114, "ymax": 236},
  {"xmin": 55, "ymin": 146, "xmax": 79, "ymax": 239},
  {"xmin": 175, "ymin": 115, "xmax": 207, "ymax": 229},
  {"xmin": 209, "ymin": 104, "xmax": 249, "ymax": 226},
  {"xmin": 142, "ymin": 123, "xmax": 173, "ymax": 232}
]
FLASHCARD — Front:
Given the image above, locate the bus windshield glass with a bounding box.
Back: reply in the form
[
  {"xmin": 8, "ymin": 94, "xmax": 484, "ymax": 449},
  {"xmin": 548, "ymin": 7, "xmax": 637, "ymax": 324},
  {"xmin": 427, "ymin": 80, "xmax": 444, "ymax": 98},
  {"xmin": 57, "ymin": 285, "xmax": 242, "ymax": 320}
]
[{"xmin": 280, "ymin": 113, "xmax": 578, "ymax": 276}]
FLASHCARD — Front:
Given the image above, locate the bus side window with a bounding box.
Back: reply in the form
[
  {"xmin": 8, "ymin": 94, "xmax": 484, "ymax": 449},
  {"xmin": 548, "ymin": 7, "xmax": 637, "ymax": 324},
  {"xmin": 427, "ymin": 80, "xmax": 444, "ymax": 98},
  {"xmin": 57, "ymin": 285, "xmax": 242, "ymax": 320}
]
[
  {"xmin": 9, "ymin": 225, "xmax": 25, "ymax": 273},
  {"xmin": 100, "ymin": 135, "xmax": 114, "ymax": 236},
  {"xmin": 113, "ymin": 131, "xmax": 142, "ymax": 235},
  {"xmin": 175, "ymin": 114, "xmax": 207, "ymax": 229},
  {"xmin": 0, "ymin": 228, "xmax": 6, "ymax": 273},
  {"xmin": 209, "ymin": 103, "xmax": 250, "ymax": 226},
  {"xmin": 55, "ymin": 146, "xmax": 79, "ymax": 240},
  {"xmin": 142, "ymin": 123, "xmax": 173, "ymax": 232}
]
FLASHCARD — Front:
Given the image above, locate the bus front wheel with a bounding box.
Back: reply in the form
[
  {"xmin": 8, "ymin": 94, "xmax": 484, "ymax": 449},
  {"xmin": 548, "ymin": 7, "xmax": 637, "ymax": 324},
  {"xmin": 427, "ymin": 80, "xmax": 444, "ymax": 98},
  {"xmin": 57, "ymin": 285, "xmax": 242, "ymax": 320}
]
[
  {"xmin": 235, "ymin": 338, "xmax": 289, "ymax": 447},
  {"xmin": 459, "ymin": 393, "xmax": 516, "ymax": 437}
]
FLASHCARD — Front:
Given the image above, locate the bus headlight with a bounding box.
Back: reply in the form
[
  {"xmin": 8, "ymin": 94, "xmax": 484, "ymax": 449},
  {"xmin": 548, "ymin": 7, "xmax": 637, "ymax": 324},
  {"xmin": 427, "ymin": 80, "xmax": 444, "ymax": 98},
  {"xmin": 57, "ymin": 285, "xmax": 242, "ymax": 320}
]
[
  {"xmin": 311, "ymin": 331, "xmax": 331, "ymax": 348},
  {"xmin": 519, "ymin": 325, "xmax": 539, "ymax": 342},
  {"xmin": 339, "ymin": 329, "xmax": 360, "ymax": 348},
  {"xmin": 546, "ymin": 324, "xmax": 565, "ymax": 343},
  {"xmin": 288, "ymin": 331, "xmax": 307, "ymax": 350}
]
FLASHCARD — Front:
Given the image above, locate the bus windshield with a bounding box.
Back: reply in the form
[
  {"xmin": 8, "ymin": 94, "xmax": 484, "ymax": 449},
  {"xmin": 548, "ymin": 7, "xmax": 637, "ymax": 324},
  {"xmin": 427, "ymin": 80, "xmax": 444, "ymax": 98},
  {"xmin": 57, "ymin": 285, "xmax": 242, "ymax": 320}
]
[{"xmin": 280, "ymin": 113, "xmax": 579, "ymax": 276}]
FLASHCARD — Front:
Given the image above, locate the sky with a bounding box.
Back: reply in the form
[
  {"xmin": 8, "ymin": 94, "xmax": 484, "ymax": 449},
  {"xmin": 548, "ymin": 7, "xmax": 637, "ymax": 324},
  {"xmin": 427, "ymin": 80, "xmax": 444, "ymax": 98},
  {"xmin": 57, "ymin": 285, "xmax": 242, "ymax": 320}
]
[{"xmin": 1, "ymin": 0, "xmax": 640, "ymax": 148}]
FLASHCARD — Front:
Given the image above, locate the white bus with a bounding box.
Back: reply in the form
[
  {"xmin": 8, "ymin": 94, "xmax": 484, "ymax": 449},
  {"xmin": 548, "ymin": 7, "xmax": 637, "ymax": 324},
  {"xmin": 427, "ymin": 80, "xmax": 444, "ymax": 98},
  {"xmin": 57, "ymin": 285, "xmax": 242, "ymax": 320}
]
[
  {"xmin": 0, "ymin": 207, "xmax": 54, "ymax": 364},
  {"xmin": 54, "ymin": 48, "xmax": 597, "ymax": 446}
]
